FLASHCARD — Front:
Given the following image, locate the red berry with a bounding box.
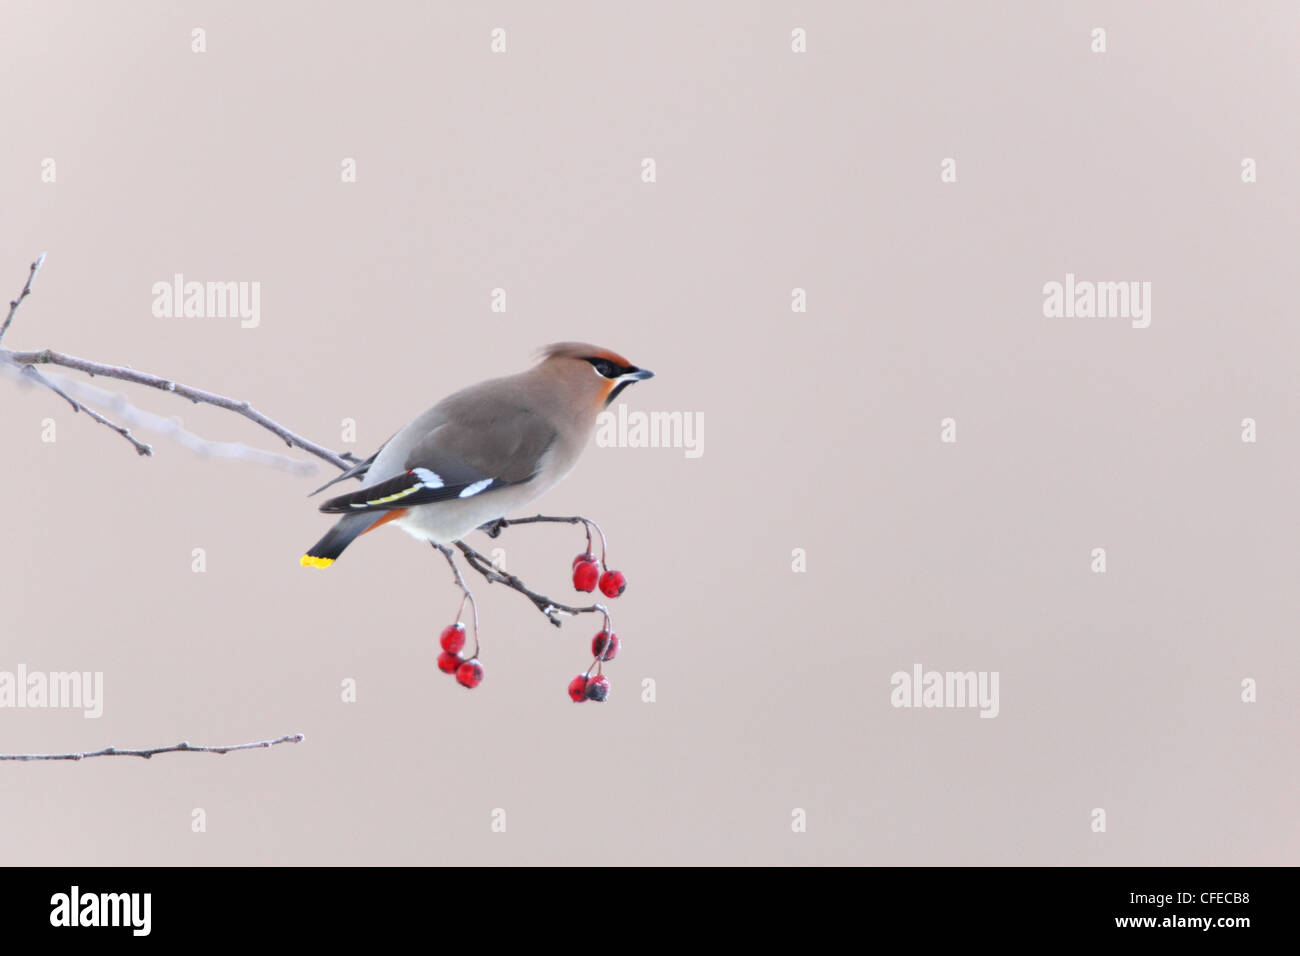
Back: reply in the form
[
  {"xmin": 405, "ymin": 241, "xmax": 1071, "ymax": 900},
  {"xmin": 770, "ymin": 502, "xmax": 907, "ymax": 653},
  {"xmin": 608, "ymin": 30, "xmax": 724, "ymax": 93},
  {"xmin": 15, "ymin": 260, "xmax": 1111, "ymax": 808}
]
[
  {"xmin": 585, "ymin": 675, "xmax": 610, "ymax": 702},
  {"xmin": 456, "ymin": 659, "xmax": 484, "ymax": 689},
  {"xmin": 598, "ymin": 570, "xmax": 626, "ymax": 598},
  {"xmin": 592, "ymin": 631, "xmax": 620, "ymax": 661},
  {"xmin": 568, "ymin": 675, "xmax": 589, "ymax": 702},
  {"xmin": 439, "ymin": 623, "xmax": 466, "ymax": 654},
  {"xmin": 437, "ymin": 651, "xmax": 461, "ymax": 674},
  {"xmin": 572, "ymin": 560, "xmax": 599, "ymax": 593},
  {"xmin": 572, "ymin": 552, "xmax": 596, "ymax": 569}
]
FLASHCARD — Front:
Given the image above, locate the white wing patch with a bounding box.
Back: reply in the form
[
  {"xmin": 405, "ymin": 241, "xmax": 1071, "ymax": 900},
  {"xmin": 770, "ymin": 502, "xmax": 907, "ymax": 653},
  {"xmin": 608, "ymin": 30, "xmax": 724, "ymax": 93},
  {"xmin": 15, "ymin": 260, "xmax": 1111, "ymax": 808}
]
[
  {"xmin": 458, "ymin": 479, "xmax": 494, "ymax": 498},
  {"xmin": 412, "ymin": 468, "xmax": 443, "ymax": 488}
]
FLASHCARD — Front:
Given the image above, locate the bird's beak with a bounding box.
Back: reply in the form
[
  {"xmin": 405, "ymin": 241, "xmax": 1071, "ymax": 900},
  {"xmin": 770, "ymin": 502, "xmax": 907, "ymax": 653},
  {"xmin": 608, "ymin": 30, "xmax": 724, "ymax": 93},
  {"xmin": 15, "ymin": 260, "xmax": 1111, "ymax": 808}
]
[{"xmin": 604, "ymin": 367, "xmax": 655, "ymax": 407}]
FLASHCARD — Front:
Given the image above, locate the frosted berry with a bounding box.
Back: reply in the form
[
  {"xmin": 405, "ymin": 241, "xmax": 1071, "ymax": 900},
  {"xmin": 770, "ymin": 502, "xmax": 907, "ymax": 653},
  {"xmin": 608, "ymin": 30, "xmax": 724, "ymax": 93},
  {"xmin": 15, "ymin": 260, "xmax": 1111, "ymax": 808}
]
[
  {"xmin": 437, "ymin": 651, "xmax": 461, "ymax": 674},
  {"xmin": 568, "ymin": 675, "xmax": 589, "ymax": 702},
  {"xmin": 592, "ymin": 631, "xmax": 620, "ymax": 661},
  {"xmin": 439, "ymin": 623, "xmax": 466, "ymax": 654},
  {"xmin": 598, "ymin": 570, "xmax": 626, "ymax": 598},
  {"xmin": 585, "ymin": 675, "xmax": 610, "ymax": 702},
  {"xmin": 573, "ymin": 560, "xmax": 599, "ymax": 593},
  {"xmin": 572, "ymin": 552, "xmax": 596, "ymax": 569},
  {"xmin": 456, "ymin": 659, "xmax": 484, "ymax": 689}
]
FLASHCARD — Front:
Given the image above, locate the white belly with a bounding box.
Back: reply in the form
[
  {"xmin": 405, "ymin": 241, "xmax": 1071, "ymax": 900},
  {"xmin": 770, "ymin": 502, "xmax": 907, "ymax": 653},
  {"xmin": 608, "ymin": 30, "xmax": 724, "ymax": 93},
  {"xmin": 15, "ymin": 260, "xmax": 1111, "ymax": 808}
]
[{"xmin": 390, "ymin": 496, "xmax": 515, "ymax": 545}]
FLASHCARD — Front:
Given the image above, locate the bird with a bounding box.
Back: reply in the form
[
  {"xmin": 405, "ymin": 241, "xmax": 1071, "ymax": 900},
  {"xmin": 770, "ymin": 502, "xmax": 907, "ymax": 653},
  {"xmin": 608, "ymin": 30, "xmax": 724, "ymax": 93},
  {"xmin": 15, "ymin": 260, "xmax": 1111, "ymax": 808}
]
[{"xmin": 300, "ymin": 343, "xmax": 654, "ymax": 568}]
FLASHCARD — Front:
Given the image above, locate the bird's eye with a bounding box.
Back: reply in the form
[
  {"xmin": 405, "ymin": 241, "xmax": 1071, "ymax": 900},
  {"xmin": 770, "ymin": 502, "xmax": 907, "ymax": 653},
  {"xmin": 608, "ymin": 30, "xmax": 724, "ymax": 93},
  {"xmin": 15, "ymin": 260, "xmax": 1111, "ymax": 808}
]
[{"xmin": 593, "ymin": 360, "xmax": 616, "ymax": 378}]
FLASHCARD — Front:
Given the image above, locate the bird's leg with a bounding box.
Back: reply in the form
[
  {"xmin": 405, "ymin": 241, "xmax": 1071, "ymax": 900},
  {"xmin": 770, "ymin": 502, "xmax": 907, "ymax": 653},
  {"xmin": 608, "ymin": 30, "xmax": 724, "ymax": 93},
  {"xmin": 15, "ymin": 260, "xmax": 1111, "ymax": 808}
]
[
  {"xmin": 475, "ymin": 514, "xmax": 609, "ymax": 565},
  {"xmin": 434, "ymin": 543, "xmax": 480, "ymax": 657},
  {"xmin": 478, "ymin": 518, "xmax": 506, "ymax": 539}
]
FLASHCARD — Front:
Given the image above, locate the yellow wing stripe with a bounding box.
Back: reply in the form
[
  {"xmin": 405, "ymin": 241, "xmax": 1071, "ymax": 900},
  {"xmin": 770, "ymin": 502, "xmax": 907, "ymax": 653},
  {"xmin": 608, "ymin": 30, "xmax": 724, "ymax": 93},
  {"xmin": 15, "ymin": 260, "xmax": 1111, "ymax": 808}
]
[{"xmin": 351, "ymin": 484, "xmax": 424, "ymax": 508}]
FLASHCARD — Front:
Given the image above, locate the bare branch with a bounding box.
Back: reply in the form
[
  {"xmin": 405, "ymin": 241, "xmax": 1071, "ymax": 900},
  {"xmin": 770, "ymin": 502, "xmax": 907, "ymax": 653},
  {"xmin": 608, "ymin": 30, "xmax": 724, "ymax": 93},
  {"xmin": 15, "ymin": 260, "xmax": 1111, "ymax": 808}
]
[
  {"xmin": 0, "ymin": 252, "xmax": 46, "ymax": 343},
  {"xmin": 459, "ymin": 514, "xmax": 616, "ymax": 624},
  {"xmin": 1, "ymin": 255, "xmax": 345, "ymax": 472},
  {"xmin": 1, "ymin": 363, "xmax": 316, "ymax": 474},
  {"xmin": 0, "ymin": 732, "xmax": 305, "ymax": 762},
  {"xmin": 19, "ymin": 364, "xmax": 153, "ymax": 455},
  {"xmin": 2, "ymin": 347, "xmax": 349, "ymax": 471},
  {"xmin": 0, "ymin": 260, "xmax": 346, "ymax": 763},
  {"xmin": 479, "ymin": 514, "xmax": 600, "ymax": 538},
  {"xmin": 477, "ymin": 514, "xmax": 608, "ymax": 565},
  {"xmin": 455, "ymin": 539, "xmax": 606, "ymax": 628}
]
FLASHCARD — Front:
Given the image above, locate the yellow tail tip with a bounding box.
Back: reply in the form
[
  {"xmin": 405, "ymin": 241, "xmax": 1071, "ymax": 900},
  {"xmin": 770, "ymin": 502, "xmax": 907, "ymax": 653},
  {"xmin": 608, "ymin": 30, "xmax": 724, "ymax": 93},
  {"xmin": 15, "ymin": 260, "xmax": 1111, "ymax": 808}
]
[{"xmin": 300, "ymin": 554, "xmax": 334, "ymax": 568}]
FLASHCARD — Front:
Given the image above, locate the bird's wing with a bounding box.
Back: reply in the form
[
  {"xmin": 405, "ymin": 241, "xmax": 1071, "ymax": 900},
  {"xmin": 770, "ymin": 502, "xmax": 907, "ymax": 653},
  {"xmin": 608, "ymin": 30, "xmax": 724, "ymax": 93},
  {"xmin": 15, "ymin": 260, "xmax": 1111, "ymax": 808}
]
[
  {"xmin": 317, "ymin": 414, "xmax": 556, "ymax": 515},
  {"xmin": 307, "ymin": 443, "xmax": 387, "ymax": 497}
]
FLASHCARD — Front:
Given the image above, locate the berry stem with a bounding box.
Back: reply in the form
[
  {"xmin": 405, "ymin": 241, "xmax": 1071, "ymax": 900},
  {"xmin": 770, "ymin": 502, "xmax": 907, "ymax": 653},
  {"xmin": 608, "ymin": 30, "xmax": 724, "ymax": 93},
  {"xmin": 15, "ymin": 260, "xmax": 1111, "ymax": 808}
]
[
  {"xmin": 476, "ymin": 513, "xmax": 610, "ymax": 568},
  {"xmin": 582, "ymin": 518, "xmax": 608, "ymax": 568},
  {"xmin": 584, "ymin": 604, "xmax": 615, "ymax": 676},
  {"xmin": 435, "ymin": 544, "xmax": 481, "ymax": 658},
  {"xmin": 453, "ymin": 540, "xmax": 610, "ymax": 628}
]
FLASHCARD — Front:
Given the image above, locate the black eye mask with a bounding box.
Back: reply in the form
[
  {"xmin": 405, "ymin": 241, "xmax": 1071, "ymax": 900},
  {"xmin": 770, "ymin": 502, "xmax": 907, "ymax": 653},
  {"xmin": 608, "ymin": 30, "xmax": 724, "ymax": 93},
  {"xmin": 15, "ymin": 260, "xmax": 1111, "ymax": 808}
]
[{"xmin": 585, "ymin": 357, "xmax": 634, "ymax": 379}]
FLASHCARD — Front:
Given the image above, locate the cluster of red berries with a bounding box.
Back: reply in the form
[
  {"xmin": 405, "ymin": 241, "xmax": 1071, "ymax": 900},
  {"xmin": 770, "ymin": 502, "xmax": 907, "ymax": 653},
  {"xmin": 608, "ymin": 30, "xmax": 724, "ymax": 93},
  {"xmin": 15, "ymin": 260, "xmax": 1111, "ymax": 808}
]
[
  {"xmin": 571, "ymin": 552, "xmax": 627, "ymax": 598},
  {"xmin": 436, "ymin": 623, "xmax": 483, "ymax": 689},
  {"xmin": 568, "ymin": 627, "xmax": 620, "ymax": 703},
  {"xmin": 434, "ymin": 525, "xmax": 632, "ymax": 701},
  {"xmin": 567, "ymin": 538, "xmax": 626, "ymax": 702}
]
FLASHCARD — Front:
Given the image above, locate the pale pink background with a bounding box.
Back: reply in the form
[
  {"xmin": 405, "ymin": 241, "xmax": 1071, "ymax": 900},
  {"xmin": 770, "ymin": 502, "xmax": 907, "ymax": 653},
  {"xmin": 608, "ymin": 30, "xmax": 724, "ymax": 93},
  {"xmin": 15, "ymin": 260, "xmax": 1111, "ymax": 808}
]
[{"xmin": 1, "ymin": 1, "xmax": 1296, "ymax": 865}]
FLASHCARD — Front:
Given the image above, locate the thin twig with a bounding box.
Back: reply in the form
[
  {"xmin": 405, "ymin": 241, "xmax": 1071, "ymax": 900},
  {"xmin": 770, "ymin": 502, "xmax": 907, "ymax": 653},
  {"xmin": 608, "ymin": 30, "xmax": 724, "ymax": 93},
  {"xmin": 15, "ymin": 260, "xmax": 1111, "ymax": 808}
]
[
  {"xmin": 0, "ymin": 732, "xmax": 305, "ymax": 762},
  {"xmin": 0, "ymin": 252, "xmax": 45, "ymax": 343},
  {"xmin": 435, "ymin": 543, "xmax": 480, "ymax": 657},
  {"xmin": 0, "ymin": 255, "xmax": 345, "ymax": 471},
  {"xmin": 2, "ymin": 348, "xmax": 349, "ymax": 470},
  {"xmin": 455, "ymin": 540, "xmax": 606, "ymax": 628},
  {"xmin": 20, "ymin": 365, "xmax": 153, "ymax": 455},
  {"xmin": 479, "ymin": 514, "xmax": 594, "ymax": 537},
  {"xmin": 0, "ymin": 363, "xmax": 317, "ymax": 473},
  {"xmin": 479, "ymin": 514, "xmax": 609, "ymax": 565}
]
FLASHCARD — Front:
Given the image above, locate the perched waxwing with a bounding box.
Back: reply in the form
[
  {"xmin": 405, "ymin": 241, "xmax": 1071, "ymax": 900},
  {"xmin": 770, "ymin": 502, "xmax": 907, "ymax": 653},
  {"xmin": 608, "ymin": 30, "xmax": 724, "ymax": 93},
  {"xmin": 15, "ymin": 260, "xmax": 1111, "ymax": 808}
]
[{"xmin": 300, "ymin": 343, "xmax": 654, "ymax": 567}]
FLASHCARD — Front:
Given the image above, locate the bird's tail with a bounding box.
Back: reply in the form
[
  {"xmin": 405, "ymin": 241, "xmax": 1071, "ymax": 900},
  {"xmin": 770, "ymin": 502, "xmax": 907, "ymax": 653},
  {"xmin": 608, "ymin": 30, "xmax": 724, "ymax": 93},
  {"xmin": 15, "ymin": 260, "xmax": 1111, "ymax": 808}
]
[{"xmin": 300, "ymin": 511, "xmax": 396, "ymax": 568}]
